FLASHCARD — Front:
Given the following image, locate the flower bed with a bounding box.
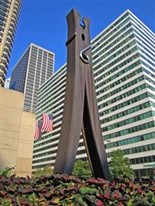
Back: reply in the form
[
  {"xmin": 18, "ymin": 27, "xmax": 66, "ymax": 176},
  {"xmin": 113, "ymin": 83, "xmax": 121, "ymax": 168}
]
[{"xmin": 0, "ymin": 174, "xmax": 155, "ymax": 205}]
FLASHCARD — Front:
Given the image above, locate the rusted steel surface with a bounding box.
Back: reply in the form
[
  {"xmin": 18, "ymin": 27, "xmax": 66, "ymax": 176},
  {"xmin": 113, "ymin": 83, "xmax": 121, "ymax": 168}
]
[{"xmin": 54, "ymin": 9, "xmax": 111, "ymax": 181}]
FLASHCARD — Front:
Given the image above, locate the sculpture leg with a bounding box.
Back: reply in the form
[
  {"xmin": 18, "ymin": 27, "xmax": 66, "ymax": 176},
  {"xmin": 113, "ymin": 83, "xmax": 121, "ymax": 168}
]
[
  {"xmin": 83, "ymin": 68, "xmax": 111, "ymax": 181},
  {"xmin": 53, "ymin": 64, "xmax": 86, "ymax": 174}
]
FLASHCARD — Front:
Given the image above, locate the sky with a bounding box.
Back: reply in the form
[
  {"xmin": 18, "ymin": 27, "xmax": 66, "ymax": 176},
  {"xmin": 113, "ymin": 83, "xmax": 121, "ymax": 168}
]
[{"xmin": 7, "ymin": 0, "xmax": 155, "ymax": 78}]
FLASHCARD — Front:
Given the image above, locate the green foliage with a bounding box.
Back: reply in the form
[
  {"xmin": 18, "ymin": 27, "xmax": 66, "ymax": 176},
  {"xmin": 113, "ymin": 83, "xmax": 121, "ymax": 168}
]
[
  {"xmin": 28, "ymin": 193, "xmax": 39, "ymax": 205},
  {"xmin": 109, "ymin": 149, "xmax": 134, "ymax": 178},
  {"xmin": 32, "ymin": 166, "xmax": 53, "ymax": 178},
  {"xmin": 0, "ymin": 198, "xmax": 12, "ymax": 206},
  {"xmin": 145, "ymin": 191, "xmax": 155, "ymax": 205},
  {"xmin": 72, "ymin": 159, "xmax": 92, "ymax": 179},
  {"xmin": 132, "ymin": 197, "xmax": 152, "ymax": 206},
  {"xmin": 0, "ymin": 166, "xmax": 14, "ymax": 177}
]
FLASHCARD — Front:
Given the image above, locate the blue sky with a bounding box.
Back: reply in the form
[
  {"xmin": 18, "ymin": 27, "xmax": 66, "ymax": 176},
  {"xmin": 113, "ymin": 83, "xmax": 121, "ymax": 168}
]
[{"xmin": 8, "ymin": 0, "xmax": 155, "ymax": 77}]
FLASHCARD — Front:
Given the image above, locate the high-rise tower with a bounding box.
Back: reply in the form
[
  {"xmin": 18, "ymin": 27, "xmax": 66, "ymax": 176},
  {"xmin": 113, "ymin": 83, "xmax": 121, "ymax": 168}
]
[
  {"xmin": 92, "ymin": 9, "xmax": 155, "ymax": 177},
  {"xmin": 0, "ymin": 0, "xmax": 22, "ymax": 87},
  {"xmin": 10, "ymin": 43, "xmax": 55, "ymax": 113}
]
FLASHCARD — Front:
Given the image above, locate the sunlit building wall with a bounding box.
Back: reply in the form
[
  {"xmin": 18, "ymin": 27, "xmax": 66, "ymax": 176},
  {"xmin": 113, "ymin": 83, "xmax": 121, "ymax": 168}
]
[
  {"xmin": 32, "ymin": 10, "xmax": 155, "ymax": 177},
  {"xmin": 4, "ymin": 77, "xmax": 10, "ymax": 88},
  {"xmin": 92, "ymin": 10, "xmax": 155, "ymax": 177},
  {"xmin": 0, "ymin": 87, "xmax": 35, "ymax": 177}
]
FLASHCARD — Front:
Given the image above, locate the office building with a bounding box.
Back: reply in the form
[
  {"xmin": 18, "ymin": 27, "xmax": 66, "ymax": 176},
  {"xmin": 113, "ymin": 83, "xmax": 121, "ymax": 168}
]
[
  {"xmin": 32, "ymin": 10, "xmax": 155, "ymax": 177},
  {"xmin": 10, "ymin": 43, "xmax": 55, "ymax": 113},
  {"xmin": 0, "ymin": 0, "xmax": 22, "ymax": 87}
]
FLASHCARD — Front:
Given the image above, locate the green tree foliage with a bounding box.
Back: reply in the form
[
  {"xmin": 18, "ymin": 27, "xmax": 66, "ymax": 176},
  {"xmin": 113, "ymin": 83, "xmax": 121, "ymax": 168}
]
[
  {"xmin": 73, "ymin": 159, "xmax": 92, "ymax": 179},
  {"xmin": 33, "ymin": 166, "xmax": 53, "ymax": 178},
  {"xmin": 109, "ymin": 149, "xmax": 134, "ymax": 178}
]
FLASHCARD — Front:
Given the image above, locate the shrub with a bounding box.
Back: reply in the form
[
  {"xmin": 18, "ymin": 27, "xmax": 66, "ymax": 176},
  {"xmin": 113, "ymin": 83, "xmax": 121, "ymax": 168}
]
[
  {"xmin": 0, "ymin": 174, "xmax": 154, "ymax": 205},
  {"xmin": 0, "ymin": 166, "xmax": 15, "ymax": 178},
  {"xmin": 73, "ymin": 159, "xmax": 92, "ymax": 179},
  {"xmin": 32, "ymin": 166, "xmax": 53, "ymax": 178}
]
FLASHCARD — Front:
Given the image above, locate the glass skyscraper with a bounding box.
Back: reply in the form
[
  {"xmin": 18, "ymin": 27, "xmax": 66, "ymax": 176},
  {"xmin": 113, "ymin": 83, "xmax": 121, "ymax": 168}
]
[
  {"xmin": 32, "ymin": 10, "xmax": 155, "ymax": 177},
  {"xmin": 10, "ymin": 43, "xmax": 55, "ymax": 113},
  {"xmin": 0, "ymin": 0, "xmax": 22, "ymax": 87}
]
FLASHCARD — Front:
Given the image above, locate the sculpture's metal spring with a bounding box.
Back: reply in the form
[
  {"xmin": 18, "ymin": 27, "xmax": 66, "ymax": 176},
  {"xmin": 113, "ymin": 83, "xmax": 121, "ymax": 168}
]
[{"xmin": 79, "ymin": 44, "xmax": 92, "ymax": 64}]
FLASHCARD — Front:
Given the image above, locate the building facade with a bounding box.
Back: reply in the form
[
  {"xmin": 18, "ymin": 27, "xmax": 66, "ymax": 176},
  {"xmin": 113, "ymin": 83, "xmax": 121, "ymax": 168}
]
[
  {"xmin": 32, "ymin": 10, "xmax": 155, "ymax": 177},
  {"xmin": 4, "ymin": 77, "xmax": 10, "ymax": 88},
  {"xmin": 0, "ymin": 0, "xmax": 22, "ymax": 87},
  {"xmin": 9, "ymin": 43, "xmax": 55, "ymax": 113},
  {"xmin": 0, "ymin": 87, "xmax": 35, "ymax": 177}
]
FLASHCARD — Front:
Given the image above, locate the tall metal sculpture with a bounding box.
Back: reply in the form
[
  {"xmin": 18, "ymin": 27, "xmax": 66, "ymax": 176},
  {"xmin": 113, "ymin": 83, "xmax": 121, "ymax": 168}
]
[{"xmin": 54, "ymin": 9, "xmax": 111, "ymax": 181}]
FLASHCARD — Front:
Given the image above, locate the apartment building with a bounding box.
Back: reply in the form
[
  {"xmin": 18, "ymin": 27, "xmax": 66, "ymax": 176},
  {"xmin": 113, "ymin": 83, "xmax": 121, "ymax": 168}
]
[{"xmin": 0, "ymin": 0, "xmax": 22, "ymax": 87}]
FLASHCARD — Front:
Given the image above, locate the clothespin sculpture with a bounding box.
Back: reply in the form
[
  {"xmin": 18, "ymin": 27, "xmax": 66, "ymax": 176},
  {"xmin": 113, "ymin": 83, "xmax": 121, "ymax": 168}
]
[{"xmin": 54, "ymin": 9, "xmax": 111, "ymax": 181}]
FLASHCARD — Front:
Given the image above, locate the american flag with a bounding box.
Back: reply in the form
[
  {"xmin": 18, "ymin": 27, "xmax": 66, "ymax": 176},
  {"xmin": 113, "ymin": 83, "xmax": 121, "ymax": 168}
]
[
  {"xmin": 48, "ymin": 114, "xmax": 53, "ymax": 131},
  {"xmin": 34, "ymin": 121, "xmax": 41, "ymax": 140},
  {"xmin": 40, "ymin": 113, "xmax": 53, "ymax": 132}
]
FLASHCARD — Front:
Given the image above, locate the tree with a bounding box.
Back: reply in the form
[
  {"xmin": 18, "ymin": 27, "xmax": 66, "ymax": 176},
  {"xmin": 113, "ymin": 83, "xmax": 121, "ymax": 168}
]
[
  {"xmin": 33, "ymin": 166, "xmax": 53, "ymax": 178},
  {"xmin": 109, "ymin": 149, "xmax": 134, "ymax": 178},
  {"xmin": 72, "ymin": 159, "xmax": 92, "ymax": 179}
]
